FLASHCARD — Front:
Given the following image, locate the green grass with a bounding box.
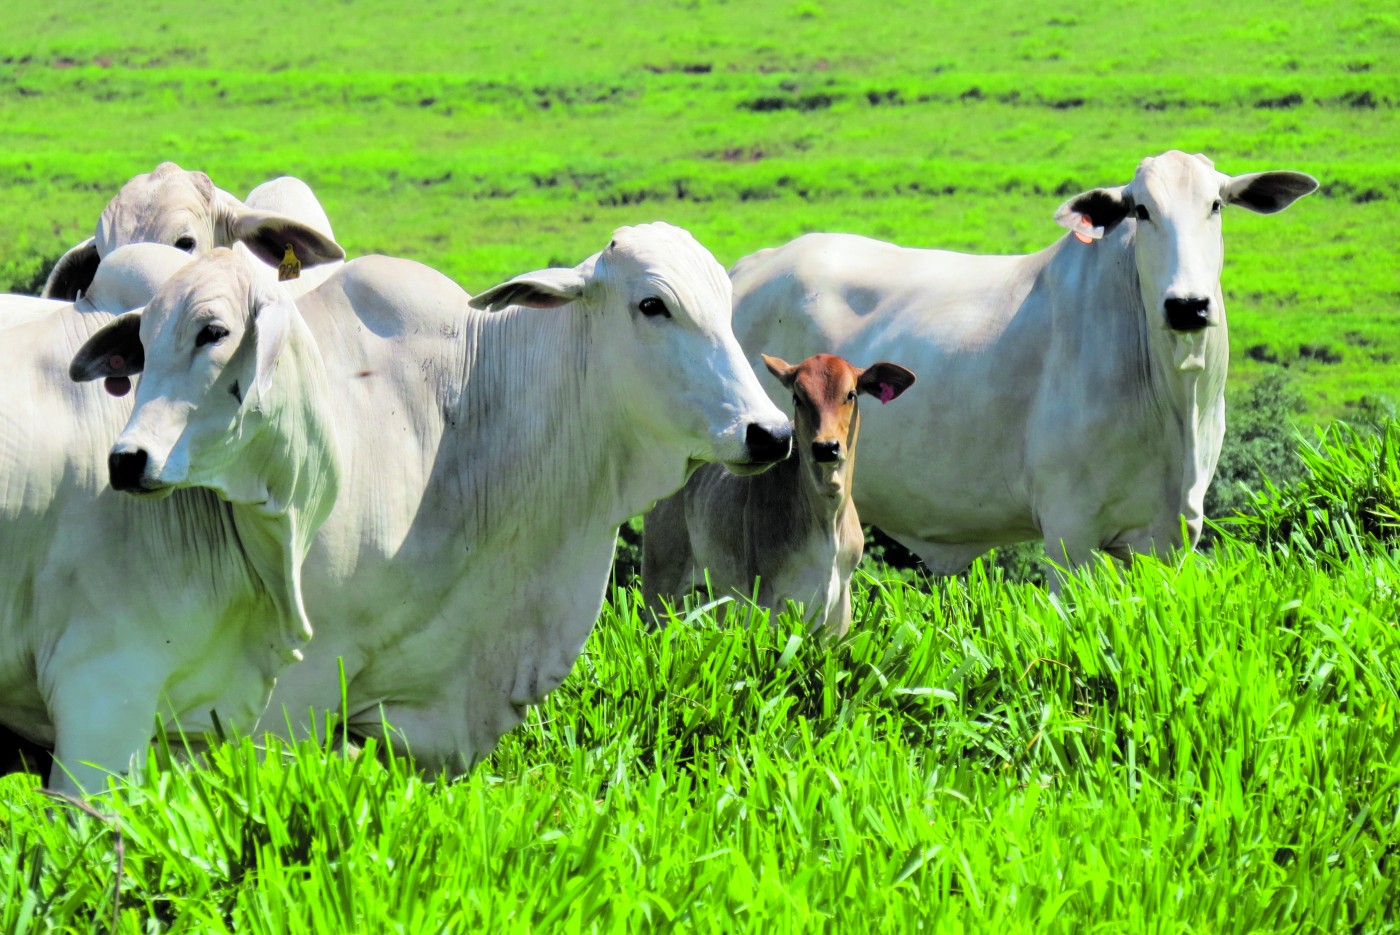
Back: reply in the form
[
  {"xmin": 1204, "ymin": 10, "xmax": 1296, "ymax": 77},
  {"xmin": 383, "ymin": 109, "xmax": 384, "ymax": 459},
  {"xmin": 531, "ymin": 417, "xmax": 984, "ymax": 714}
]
[
  {"xmin": 1, "ymin": 0, "xmax": 1396, "ymax": 415},
  {"xmin": 4, "ymin": 532, "xmax": 1398, "ymax": 932},
  {"xmin": 3, "ymin": 2, "xmax": 1400, "ymax": 930}
]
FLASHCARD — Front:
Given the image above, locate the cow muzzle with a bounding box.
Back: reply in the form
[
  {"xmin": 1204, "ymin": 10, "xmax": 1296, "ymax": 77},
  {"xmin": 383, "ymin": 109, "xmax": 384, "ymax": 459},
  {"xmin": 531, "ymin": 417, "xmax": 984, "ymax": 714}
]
[
  {"xmin": 108, "ymin": 447, "xmax": 155, "ymax": 493},
  {"xmin": 1163, "ymin": 296, "xmax": 1213, "ymax": 332}
]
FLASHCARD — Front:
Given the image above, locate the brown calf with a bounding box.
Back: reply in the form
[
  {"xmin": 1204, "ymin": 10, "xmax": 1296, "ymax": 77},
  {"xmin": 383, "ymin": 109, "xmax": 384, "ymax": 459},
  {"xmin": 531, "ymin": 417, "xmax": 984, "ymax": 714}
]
[{"xmin": 643, "ymin": 353, "xmax": 915, "ymax": 636}]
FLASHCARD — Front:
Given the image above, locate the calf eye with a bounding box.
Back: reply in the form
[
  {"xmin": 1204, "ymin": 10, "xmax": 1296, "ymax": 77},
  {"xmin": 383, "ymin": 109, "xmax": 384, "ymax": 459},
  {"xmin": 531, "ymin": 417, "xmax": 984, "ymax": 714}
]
[
  {"xmin": 174, "ymin": 236, "xmax": 197, "ymax": 253},
  {"xmin": 1134, "ymin": 205, "xmax": 1151, "ymax": 221},
  {"xmin": 846, "ymin": 390, "xmax": 857, "ymax": 402},
  {"xmin": 196, "ymin": 324, "xmax": 229, "ymax": 348},
  {"xmin": 1210, "ymin": 199, "xmax": 1223, "ymax": 215},
  {"xmin": 638, "ymin": 297, "xmax": 670, "ymax": 318}
]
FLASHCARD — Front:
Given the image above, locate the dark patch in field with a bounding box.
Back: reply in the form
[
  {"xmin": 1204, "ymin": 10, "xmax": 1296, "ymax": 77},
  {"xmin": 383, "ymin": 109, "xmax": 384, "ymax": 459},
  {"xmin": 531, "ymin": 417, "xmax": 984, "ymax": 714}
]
[
  {"xmin": 1245, "ymin": 344, "xmax": 1279, "ymax": 364},
  {"xmin": 1049, "ymin": 97, "xmax": 1085, "ymax": 109},
  {"xmin": 1297, "ymin": 344, "xmax": 1343, "ymax": 365},
  {"xmin": 1370, "ymin": 351, "xmax": 1393, "ymax": 364},
  {"xmin": 644, "ymin": 62, "xmax": 713, "ymax": 75},
  {"xmin": 1339, "ymin": 89, "xmax": 1378, "ymax": 108},
  {"xmin": 740, "ymin": 92, "xmax": 840, "ymax": 113},
  {"xmin": 959, "ymin": 87, "xmax": 984, "ymax": 101},
  {"xmin": 1343, "ymin": 332, "xmax": 1376, "ymax": 348},
  {"xmin": 418, "ymin": 97, "xmax": 436, "ymax": 107},
  {"xmin": 1255, "ymin": 92, "xmax": 1304, "ymax": 109},
  {"xmin": 1352, "ymin": 188, "xmax": 1384, "ymax": 204},
  {"xmin": 866, "ymin": 89, "xmax": 904, "ymax": 106}
]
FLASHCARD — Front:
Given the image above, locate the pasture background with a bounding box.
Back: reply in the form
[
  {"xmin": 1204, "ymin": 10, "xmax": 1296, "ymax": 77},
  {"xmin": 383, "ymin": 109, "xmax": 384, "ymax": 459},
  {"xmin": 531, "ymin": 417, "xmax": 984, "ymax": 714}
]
[
  {"xmin": 1, "ymin": 0, "xmax": 1397, "ymax": 414},
  {"xmin": 2, "ymin": 1, "xmax": 1398, "ymax": 932}
]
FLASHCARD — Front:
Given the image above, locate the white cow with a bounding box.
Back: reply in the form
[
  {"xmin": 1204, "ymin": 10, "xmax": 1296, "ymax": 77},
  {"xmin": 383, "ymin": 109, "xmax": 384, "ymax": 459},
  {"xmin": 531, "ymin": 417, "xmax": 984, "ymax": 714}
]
[
  {"xmin": 43, "ymin": 162, "xmax": 344, "ymax": 301},
  {"xmin": 73, "ymin": 222, "xmax": 792, "ymax": 774},
  {"xmin": 729, "ymin": 151, "xmax": 1317, "ymax": 585},
  {"xmin": 2, "ymin": 222, "xmax": 343, "ymax": 795}
]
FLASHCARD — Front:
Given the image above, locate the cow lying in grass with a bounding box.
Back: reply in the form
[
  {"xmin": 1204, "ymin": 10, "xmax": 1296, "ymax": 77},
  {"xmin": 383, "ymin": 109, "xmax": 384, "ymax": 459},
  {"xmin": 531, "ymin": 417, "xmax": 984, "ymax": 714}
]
[
  {"xmin": 74, "ymin": 223, "xmax": 792, "ymax": 778},
  {"xmin": 644, "ymin": 353, "xmax": 914, "ymax": 636}
]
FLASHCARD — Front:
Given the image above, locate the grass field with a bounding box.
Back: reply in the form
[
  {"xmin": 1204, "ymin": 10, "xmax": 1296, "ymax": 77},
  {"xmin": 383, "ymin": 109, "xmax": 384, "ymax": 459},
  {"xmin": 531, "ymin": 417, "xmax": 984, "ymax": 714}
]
[
  {"xmin": 2, "ymin": 0, "xmax": 1397, "ymax": 414},
  {"xmin": 2, "ymin": 1, "xmax": 1398, "ymax": 931}
]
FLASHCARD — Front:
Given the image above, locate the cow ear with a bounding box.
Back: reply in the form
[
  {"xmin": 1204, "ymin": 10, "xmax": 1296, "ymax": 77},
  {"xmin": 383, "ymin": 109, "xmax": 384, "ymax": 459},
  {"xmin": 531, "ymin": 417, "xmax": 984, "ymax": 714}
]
[
  {"xmin": 1222, "ymin": 171, "xmax": 1319, "ymax": 215},
  {"xmin": 762, "ymin": 354, "xmax": 799, "ymax": 389},
  {"xmin": 69, "ymin": 311, "xmax": 145, "ymax": 382},
  {"xmin": 857, "ymin": 362, "xmax": 916, "ymax": 403},
  {"xmin": 42, "ymin": 238, "xmax": 101, "ymax": 301},
  {"xmin": 1054, "ymin": 186, "xmax": 1131, "ymax": 240},
  {"xmin": 469, "ymin": 268, "xmax": 588, "ymax": 311},
  {"xmin": 228, "ymin": 210, "xmax": 346, "ymax": 269},
  {"xmin": 252, "ymin": 298, "xmax": 295, "ymax": 403}
]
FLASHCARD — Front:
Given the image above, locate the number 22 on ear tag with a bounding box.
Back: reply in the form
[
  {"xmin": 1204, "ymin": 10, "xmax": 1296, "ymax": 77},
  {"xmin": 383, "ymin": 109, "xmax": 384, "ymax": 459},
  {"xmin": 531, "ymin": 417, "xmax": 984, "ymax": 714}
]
[{"xmin": 278, "ymin": 244, "xmax": 302, "ymax": 282}]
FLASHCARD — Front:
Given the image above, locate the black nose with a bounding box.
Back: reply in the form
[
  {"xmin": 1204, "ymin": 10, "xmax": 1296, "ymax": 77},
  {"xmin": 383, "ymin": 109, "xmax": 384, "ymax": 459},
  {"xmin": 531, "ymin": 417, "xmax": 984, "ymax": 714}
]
[
  {"xmin": 745, "ymin": 421, "xmax": 793, "ymax": 464},
  {"xmin": 108, "ymin": 449, "xmax": 149, "ymax": 491},
  {"xmin": 1164, "ymin": 296, "xmax": 1211, "ymax": 332},
  {"xmin": 811, "ymin": 440, "xmax": 841, "ymax": 463}
]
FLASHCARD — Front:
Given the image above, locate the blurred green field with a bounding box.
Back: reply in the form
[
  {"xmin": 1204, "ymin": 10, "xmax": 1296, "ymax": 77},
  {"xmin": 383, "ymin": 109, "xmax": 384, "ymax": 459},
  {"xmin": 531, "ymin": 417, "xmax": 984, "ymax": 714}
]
[{"xmin": 1, "ymin": 0, "xmax": 1396, "ymax": 415}]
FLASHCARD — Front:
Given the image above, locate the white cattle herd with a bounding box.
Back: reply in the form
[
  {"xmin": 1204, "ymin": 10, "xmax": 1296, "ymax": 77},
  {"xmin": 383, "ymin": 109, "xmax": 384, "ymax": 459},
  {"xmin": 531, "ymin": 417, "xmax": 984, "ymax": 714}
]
[{"xmin": 0, "ymin": 151, "xmax": 1316, "ymax": 793}]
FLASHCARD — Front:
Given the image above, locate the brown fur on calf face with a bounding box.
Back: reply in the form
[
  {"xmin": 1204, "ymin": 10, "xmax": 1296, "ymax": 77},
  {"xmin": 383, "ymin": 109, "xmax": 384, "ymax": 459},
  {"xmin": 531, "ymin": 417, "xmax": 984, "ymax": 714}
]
[{"xmin": 762, "ymin": 353, "xmax": 916, "ymax": 499}]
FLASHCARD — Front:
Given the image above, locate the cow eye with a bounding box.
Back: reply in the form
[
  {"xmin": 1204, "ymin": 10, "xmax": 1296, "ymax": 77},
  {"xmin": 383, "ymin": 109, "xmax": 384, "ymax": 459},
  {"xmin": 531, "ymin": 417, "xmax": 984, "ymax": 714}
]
[
  {"xmin": 1134, "ymin": 205, "xmax": 1151, "ymax": 222},
  {"xmin": 1210, "ymin": 199, "xmax": 1223, "ymax": 215},
  {"xmin": 638, "ymin": 297, "xmax": 670, "ymax": 318},
  {"xmin": 846, "ymin": 390, "xmax": 857, "ymax": 403},
  {"xmin": 196, "ymin": 324, "xmax": 228, "ymax": 348},
  {"xmin": 174, "ymin": 236, "xmax": 197, "ymax": 253}
]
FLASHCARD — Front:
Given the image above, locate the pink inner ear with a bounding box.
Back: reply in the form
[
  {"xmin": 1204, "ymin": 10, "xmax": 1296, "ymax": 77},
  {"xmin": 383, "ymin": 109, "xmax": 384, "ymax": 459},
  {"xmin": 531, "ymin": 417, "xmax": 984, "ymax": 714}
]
[
  {"xmin": 1073, "ymin": 213, "xmax": 1094, "ymax": 244},
  {"xmin": 879, "ymin": 383, "xmax": 895, "ymax": 404}
]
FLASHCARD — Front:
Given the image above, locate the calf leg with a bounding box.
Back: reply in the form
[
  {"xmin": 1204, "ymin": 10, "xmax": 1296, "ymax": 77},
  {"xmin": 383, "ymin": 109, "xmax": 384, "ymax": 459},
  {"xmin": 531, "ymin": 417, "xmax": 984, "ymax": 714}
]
[{"xmin": 641, "ymin": 493, "xmax": 696, "ymax": 620}]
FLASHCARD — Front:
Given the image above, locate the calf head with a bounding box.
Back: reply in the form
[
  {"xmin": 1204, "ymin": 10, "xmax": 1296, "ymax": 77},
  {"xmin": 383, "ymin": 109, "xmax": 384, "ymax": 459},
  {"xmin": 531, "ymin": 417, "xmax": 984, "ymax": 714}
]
[
  {"xmin": 763, "ymin": 353, "xmax": 915, "ymax": 500},
  {"xmin": 45, "ymin": 162, "xmax": 345, "ymax": 300},
  {"xmin": 1055, "ymin": 150, "xmax": 1316, "ymax": 369},
  {"xmin": 469, "ymin": 222, "xmax": 793, "ymax": 476}
]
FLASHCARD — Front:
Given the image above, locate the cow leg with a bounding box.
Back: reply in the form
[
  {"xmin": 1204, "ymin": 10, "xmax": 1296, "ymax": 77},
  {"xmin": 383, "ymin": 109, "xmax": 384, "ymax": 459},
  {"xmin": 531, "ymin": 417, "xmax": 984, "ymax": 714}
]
[
  {"xmin": 1040, "ymin": 524, "xmax": 1103, "ymax": 595},
  {"xmin": 641, "ymin": 492, "xmax": 696, "ymax": 622},
  {"xmin": 46, "ymin": 649, "xmax": 167, "ymax": 796}
]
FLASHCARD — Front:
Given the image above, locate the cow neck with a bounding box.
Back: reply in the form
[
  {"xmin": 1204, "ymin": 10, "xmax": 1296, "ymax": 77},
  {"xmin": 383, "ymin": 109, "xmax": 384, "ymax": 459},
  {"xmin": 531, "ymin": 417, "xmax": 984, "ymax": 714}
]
[
  {"xmin": 228, "ymin": 327, "xmax": 342, "ymax": 661},
  {"xmin": 1047, "ymin": 226, "xmax": 1227, "ymax": 541},
  {"xmin": 446, "ymin": 303, "xmax": 682, "ymax": 553}
]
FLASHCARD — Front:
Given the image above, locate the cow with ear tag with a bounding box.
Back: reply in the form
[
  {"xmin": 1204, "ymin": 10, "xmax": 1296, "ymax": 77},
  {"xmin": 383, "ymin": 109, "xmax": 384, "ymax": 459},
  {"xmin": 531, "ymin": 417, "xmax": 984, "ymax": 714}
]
[
  {"xmin": 0, "ymin": 217, "xmax": 343, "ymax": 796},
  {"xmin": 43, "ymin": 161, "xmax": 345, "ymax": 301},
  {"xmin": 644, "ymin": 352, "xmax": 915, "ymax": 637},
  {"xmin": 729, "ymin": 151, "xmax": 1317, "ymax": 589},
  {"xmin": 76, "ymin": 221, "xmax": 791, "ymax": 778}
]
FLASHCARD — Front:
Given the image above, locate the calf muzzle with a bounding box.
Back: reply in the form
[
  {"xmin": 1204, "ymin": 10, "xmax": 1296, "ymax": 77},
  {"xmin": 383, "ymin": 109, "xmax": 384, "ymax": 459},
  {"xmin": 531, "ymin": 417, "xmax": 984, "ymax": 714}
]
[{"xmin": 811, "ymin": 440, "xmax": 842, "ymax": 463}]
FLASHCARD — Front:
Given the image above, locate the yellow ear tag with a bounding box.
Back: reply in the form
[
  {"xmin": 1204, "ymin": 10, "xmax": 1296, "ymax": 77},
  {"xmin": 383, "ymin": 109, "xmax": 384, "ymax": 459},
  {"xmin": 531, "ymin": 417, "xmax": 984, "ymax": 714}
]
[{"xmin": 277, "ymin": 244, "xmax": 301, "ymax": 282}]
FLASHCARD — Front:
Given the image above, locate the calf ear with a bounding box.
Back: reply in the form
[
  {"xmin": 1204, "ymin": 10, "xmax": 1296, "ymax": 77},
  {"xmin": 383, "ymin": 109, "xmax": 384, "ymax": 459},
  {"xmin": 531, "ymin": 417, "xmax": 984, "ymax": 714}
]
[
  {"xmin": 762, "ymin": 354, "xmax": 799, "ymax": 389},
  {"xmin": 857, "ymin": 362, "xmax": 916, "ymax": 404},
  {"xmin": 469, "ymin": 268, "xmax": 588, "ymax": 311},
  {"xmin": 229, "ymin": 210, "xmax": 346, "ymax": 270},
  {"xmin": 41, "ymin": 238, "xmax": 101, "ymax": 301},
  {"xmin": 69, "ymin": 311, "xmax": 145, "ymax": 382},
  {"xmin": 1054, "ymin": 186, "xmax": 1131, "ymax": 240},
  {"xmin": 1222, "ymin": 171, "xmax": 1319, "ymax": 214}
]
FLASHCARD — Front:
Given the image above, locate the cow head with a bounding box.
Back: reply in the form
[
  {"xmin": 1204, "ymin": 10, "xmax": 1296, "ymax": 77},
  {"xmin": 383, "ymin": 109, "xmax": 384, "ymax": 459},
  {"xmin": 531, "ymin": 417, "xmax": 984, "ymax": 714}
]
[
  {"xmin": 69, "ymin": 216, "xmax": 342, "ymax": 509},
  {"xmin": 1055, "ymin": 151, "xmax": 1316, "ymax": 368},
  {"xmin": 469, "ymin": 222, "xmax": 793, "ymax": 475},
  {"xmin": 764, "ymin": 353, "xmax": 915, "ymax": 500},
  {"xmin": 44, "ymin": 162, "xmax": 345, "ymax": 300}
]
